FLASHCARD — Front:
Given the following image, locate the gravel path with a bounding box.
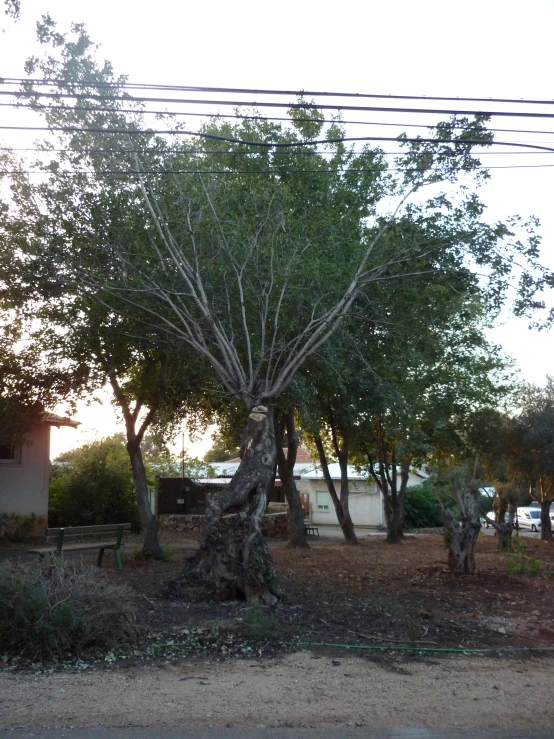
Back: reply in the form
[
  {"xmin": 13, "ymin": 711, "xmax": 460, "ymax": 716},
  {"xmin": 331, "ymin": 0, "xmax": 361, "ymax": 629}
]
[{"xmin": 2, "ymin": 652, "xmax": 554, "ymax": 731}]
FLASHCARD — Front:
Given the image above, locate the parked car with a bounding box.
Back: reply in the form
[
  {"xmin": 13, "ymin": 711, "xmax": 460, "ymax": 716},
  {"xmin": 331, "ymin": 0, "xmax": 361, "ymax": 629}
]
[
  {"xmin": 481, "ymin": 513, "xmax": 509, "ymax": 528},
  {"xmin": 517, "ymin": 507, "xmax": 541, "ymax": 532}
]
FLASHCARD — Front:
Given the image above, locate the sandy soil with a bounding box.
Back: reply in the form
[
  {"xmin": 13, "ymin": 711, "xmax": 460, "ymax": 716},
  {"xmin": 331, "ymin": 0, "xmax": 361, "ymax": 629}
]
[{"xmin": 2, "ymin": 652, "xmax": 554, "ymax": 731}]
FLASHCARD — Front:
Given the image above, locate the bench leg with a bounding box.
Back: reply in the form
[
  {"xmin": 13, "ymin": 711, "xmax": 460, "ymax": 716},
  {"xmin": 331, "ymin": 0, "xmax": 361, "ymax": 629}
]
[
  {"xmin": 97, "ymin": 547, "xmax": 105, "ymax": 567},
  {"xmin": 114, "ymin": 548, "xmax": 122, "ymax": 570}
]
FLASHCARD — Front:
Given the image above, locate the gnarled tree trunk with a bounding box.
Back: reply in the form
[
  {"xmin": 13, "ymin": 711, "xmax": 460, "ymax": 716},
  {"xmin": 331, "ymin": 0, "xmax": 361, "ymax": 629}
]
[
  {"xmin": 276, "ymin": 409, "xmax": 309, "ymax": 548},
  {"xmin": 442, "ymin": 509, "xmax": 481, "ymax": 573},
  {"xmin": 485, "ymin": 510, "xmax": 515, "ymax": 551},
  {"xmin": 168, "ymin": 404, "xmax": 282, "ymax": 603}
]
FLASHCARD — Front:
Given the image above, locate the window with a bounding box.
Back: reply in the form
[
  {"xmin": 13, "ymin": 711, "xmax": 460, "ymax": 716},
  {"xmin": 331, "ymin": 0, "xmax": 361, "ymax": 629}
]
[
  {"xmin": 0, "ymin": 442, "xmax": 21, "ymax": 464},
  {"xmin": 316, "ymin": 491, "xmax": 330, "ymax": 511}
]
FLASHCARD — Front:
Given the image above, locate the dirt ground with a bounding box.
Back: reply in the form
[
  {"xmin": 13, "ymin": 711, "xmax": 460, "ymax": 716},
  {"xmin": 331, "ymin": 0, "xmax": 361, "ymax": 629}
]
[
  {"xmin": 2, "ymin": 533, "xmax": 554, "ymax": 730},
  {"xmin": 118, "ymin": 532, "xmax": 554, "ymax": 652},
  {"xmin": 3, "ymin": 651, "xmax": 554, "ymax": 731}
]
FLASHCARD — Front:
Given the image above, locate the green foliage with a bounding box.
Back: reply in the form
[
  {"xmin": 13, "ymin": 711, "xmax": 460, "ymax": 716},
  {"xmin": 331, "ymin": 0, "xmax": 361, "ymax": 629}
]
[
  {"xmin": 404, "ymin": 482, "xmax": 444, "ymax": 529},
  {"xmin": 506, "ymin": 377, "xmax": 554, "ymax": 504},
  {"xmin": 506, "ymin": 545, "xmax": 541, "ymax": 576},
  {"xmin": 203, "ymin": 430, "xmax": 240, "ymax": 463},
  {"xmin": 49, "ymin": 436, "xmax": 140, "ymax": 528},
  {"xmin": 238, "ymin": 605, "xmax": 278, "ymax": 641},
  {"xmin": 0, "ymin": 513, "xmax": 46, "ymax": 542},
  {"xmin": 0, "ymin": 557, "xmax": 139, "ymax": 659}
]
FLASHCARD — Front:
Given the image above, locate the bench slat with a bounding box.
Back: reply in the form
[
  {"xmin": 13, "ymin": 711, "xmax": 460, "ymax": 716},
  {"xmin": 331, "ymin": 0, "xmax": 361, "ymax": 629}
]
[
  {"xmin": 45, "ymin": 524, "xmax": 132, "ymax": 537},
  {"xmin": 29, "ymin": 540, "xmax": 120, "ymax": 554}
]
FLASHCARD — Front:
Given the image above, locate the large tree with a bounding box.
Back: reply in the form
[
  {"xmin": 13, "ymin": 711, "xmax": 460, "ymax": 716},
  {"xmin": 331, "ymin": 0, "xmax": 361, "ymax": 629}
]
[
  {"xmin": 505, "ymin": 378, "xmax": 554, "ymax": 540},
  {"xmin": 6, "ymin": 17, "xmax": 540, "ymax": 601}
]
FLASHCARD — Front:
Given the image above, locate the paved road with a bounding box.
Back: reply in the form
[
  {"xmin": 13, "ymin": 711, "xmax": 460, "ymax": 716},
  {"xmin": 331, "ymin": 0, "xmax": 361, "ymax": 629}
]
[{"xmin": 0, "ymin": 728, "xmax": 551, "ymax": 739}]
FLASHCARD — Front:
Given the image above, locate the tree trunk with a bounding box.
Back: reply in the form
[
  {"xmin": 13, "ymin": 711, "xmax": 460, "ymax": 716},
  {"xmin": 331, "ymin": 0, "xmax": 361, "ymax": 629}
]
[
  {"xmin": 167, "ymin": 404, "xmax": 281, "ymax": 603},
  {"xmin": 127, "ymin": 439, "xmax": 164, "ymax": 559},
  {"xmin": 384, "ymin": 459, "xmax": 410, "ymax": 543},
  {"xmin": 385, "ymin": 504, "xmax": 405, "ymax": 543},
  {"xmin": 337, "ymin": 449, "xmax": 358, "ymax": 545},
  {"xmin": 442, "ymin": 509, "xmax": 481, "ymax": 573},
  {"xmin": 313, "ymin": 431, "xmax": 358, "ymax": 545},
  {"xmin": 540, "ymin": 499, "xmax": 553, "ymax": 540},
  {"xmin": 485, "ymin": 513, "xmax": 515, "ymax": 551},
  {"xmin": 107, "ymin": 363, "xmax": 166, "ymax": 560},
  {"xmin": 276, "ymin": 409, "xmax": 309, "ymax": 549}
]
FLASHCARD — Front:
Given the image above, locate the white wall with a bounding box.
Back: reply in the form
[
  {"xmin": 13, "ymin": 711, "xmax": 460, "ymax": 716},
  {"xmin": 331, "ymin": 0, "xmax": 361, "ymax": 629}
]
[
  {"xmin": 301, "ymin": 470, "xmax": 427, "ymax": 527},
  {"xmin": 0, "ymin": 425, "xmax": 51, "ymax": 518},
  {"xmin": 300, "ymin": 478, "xmax": 383, "ymax": 527}
]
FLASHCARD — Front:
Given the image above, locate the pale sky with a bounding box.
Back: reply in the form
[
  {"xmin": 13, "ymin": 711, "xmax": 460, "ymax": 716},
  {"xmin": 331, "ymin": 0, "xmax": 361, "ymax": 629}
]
[{"xmin": 1, "ymin": 0, "xmax": 552, "ymax": 458}]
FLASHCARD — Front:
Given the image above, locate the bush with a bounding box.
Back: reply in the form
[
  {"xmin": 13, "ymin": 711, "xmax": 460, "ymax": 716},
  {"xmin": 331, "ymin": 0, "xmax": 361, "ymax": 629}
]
[
  {"xmin": 49, "ymin": 436, "xmax": 140, "ymax": 528},
  {"xmin": 404, "ymin": 481, "xmax": 444, "ymax": 529},
  {"xmin": 0, "ymin": 558, "xmax": 140, "ymax": 659},
  {"xmin": 506, "ymin": 543, "xmax": 542, "ymax": 576}
]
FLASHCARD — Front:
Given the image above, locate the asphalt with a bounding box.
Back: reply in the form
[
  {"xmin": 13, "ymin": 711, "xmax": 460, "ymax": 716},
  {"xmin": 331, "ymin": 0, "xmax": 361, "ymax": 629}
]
[{"xmin": 0, "ymin": 728, "xmax": 551, "ymax": 739}]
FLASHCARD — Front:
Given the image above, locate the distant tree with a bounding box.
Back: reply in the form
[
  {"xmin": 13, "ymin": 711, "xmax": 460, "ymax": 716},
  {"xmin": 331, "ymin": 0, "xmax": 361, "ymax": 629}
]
[
  {"xmin": 505, "ymin": 378, "xmax": 554, "ymax": 540},
  {"xmin": 203, "ymin": 432, "xmax": 240, "ymax": 463},
  {"xmin": 50, "ymin": 436, "xmax": 140, "ymax": 529}
]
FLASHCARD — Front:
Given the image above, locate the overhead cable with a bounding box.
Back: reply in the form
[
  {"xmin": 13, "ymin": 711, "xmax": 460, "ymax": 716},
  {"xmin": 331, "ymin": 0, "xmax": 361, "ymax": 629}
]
[
  {"xmin": 2, "ymin": 125, "xmax": 554, "ymax": 155},
  {"xmin": 2, "ymin": 78, "xmax": 554, "ymax": 107},
  {"xmin": 5, "ymin": 90, "xmax": 554, "ymax": 119}
]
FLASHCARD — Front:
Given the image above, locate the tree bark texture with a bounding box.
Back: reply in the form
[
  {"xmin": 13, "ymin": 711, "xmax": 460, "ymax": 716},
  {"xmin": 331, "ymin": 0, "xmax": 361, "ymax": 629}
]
[
  {"xmin": 108, "ymin": 364, "xmax": 166, "ymax": 559},
  {"xmin": 168, "ymin": 405, "xmax": 282, "ymax": 603},
  {"xmin": 540, "ymin": 499, "xmax": 553, "ymax": 540},
  {"xmin": 127, "ymin": 439, "xmax": 164, "ymax": 558},
  {"xmin": 276, "ymin": 409, "xmax": 309, "ymax": 548},
  {"xmin": 442, "ymin": 510, "xmax": 481, "ymax": 573},
  {"xmin": 314, "ymin": 430, "xmax": 358, "ymax": 545},
  {"xmin": 367, "ymin": 430, "xmax": 410, "ymax": 543},
  {"xmin": 485, "ymin": 512, "xmax": 515, "ymax": 551}
]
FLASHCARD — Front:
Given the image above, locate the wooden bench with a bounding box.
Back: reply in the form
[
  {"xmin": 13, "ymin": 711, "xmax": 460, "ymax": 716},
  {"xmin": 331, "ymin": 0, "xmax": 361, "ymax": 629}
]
[
  {"xmin": 304, "ymin": 524, "xmax": 319, "ymax": 537},
  {"xmin": 28, "ymin": 523, "xmax": 131, "ymax": 570}
]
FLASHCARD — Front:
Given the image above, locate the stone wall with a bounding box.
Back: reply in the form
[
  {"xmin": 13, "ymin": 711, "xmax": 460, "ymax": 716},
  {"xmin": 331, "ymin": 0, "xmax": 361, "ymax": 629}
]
[
  {"xmin": 0, "ymin": 513, "xmax": 47, "ymax": 541},
  {"xmin": 158, "ymin": 512, "xmax": 289, "ymax": 540}
]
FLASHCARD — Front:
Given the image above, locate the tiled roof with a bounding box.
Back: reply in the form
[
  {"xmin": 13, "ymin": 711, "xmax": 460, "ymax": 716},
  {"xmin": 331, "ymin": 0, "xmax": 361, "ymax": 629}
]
[
  {"xmin": 43, "ymin": 414, "xmax": 80, "ymax": 428},
  {"xmin": 227, "ymin": 447, "xmax": 312, "ymax": 464}
]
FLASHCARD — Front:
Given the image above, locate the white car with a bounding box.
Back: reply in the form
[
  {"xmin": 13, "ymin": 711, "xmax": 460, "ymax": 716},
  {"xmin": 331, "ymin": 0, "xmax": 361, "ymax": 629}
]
[{"xmin": 517, "ymin": 508, "xmax": 541, "ymax": 532}]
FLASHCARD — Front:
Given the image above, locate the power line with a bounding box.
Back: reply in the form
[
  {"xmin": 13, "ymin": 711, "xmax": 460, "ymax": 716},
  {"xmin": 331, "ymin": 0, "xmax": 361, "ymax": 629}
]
[
  {"xmin": 4, "ymin": 101, "xmax": 554, "ymax": 138},
  {"xmin": 2, "ymin": 145, "xmax": 553, "ymax": 156},
  {"xmin": 3, "ymin": 163, "xmax": 554, "ymax": 177},
  {"xmin": 3, "ymin": 78, "xmax": 554, "ymax": 107},
  {"xmin": 2, "ymin": 124, "xmax": 554, "ymax": 155},
  {"xmin": 5, "ymin": 90, "xmax": 554, "ymax": 119}
]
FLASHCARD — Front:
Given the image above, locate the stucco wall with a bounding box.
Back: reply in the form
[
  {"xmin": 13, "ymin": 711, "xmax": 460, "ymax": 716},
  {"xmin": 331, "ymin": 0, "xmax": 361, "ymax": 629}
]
[
  {"xmin": 301, "ymin": 471, "xmax": 425, "ymax": 527},
  {"xmin": 0, "ymin": 425, "xmax": 51, "ymax": 518}
]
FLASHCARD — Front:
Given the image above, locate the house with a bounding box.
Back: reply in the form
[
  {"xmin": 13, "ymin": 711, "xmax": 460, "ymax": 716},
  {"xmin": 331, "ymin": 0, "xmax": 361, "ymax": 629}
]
[
  {"xmin": 204, "ymin": 449, "xmax": 428, "ymax": 528},
  {"xmin": 300, "ymin": 463, "xmax": 428, "ymax": 528},
  {"xmin": 0, "ymin": 413, "xmax": 79, "ymax": 537}
]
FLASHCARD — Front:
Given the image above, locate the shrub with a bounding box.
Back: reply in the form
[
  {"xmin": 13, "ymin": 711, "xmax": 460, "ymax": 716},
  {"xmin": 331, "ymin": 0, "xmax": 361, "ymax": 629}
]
[
  {"xmin": 506, "ymin": 545, "xmax": 542, "ymax": 576},
  {"xmin": 404, "ymin": 481, "xmax": 444, "ymax": 529},
  {"xmin": 0, "ymin": 513, "xmax": 46, "ymax": 542},
  {"xmin": 0, "ymin": 558, "xmax": 140, "ymax": 659},
  {"xmin": 49, "ymin": 436, "xmax": 140, "ymax": 528},
  {"xmin": 238, "ymin": 605, "xmax": 278, "ymax": 641}
]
